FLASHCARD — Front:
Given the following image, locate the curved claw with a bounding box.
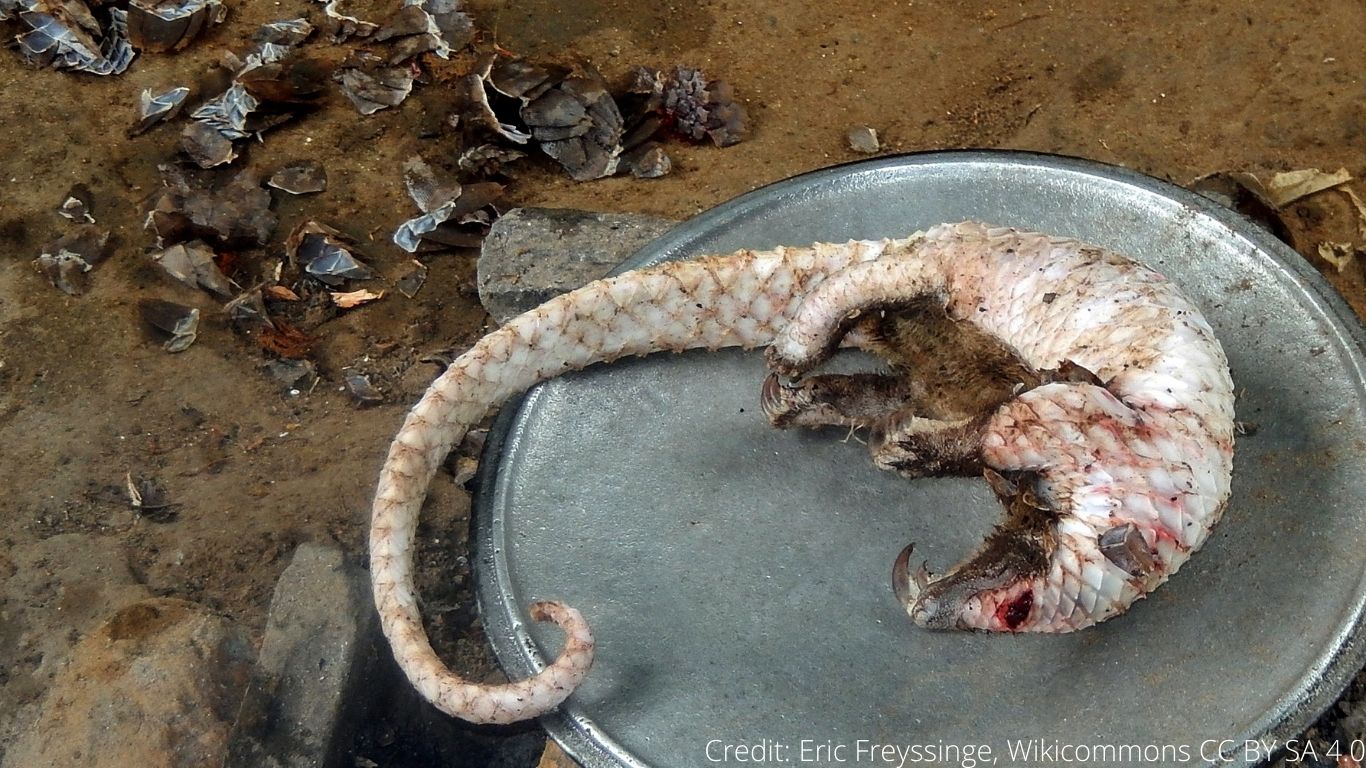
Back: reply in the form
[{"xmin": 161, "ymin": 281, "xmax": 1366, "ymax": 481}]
[
  {"xmin": 760, "ymin": 371, "xmax": 797, "ymax": 401},
  {"xmin": 760, "ymin": 372, "xmax": 808, "ymax": 427},
  {"xmin": 892, "ymin": 542, "xmax": 921, "ymax": 610}
]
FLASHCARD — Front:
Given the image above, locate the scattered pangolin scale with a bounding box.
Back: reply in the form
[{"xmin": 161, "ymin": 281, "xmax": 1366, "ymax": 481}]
[{"xmin": 370, "ymin": 221, "xmax": 1236, "ymax": 724}]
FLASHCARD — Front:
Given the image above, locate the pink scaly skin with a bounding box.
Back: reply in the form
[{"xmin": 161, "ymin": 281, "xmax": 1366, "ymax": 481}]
[{"xmin": 370, "ymin": 221, "xmax": 1234, "ymax": 723}]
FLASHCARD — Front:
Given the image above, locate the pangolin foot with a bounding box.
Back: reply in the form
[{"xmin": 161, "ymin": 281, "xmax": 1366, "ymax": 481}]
[{"xmin": 760, "ymin": 372, "xmax": 815, "ymax": 428}]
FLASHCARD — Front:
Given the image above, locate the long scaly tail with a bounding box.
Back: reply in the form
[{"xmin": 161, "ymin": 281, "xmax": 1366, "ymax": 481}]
[{"xmin": 369, "ymin": 238, "xmax": 900, "ymax": 723}]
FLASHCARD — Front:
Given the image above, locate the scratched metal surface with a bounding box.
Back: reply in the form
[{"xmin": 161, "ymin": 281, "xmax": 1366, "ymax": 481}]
[{"xmin": 471, "ymin": 152, "xmax": 1366, "ymax": 768}]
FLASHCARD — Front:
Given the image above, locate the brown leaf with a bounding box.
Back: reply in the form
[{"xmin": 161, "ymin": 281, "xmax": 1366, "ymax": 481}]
[
  {"xmin": 330, "ymin": 289, "xmax": 384, "ymax": 308},
  {"xmin": 264, "ymin": 285, "xmax": 301, "ymax": 301},
  {"xmin": 255, "ymin": 319, "xmax": 313, "ymax": 359}
]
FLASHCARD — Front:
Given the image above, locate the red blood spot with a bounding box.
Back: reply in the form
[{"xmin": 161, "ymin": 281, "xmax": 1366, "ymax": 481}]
[{"xmin": 996, "ymin": 590, "xmax": 1034, "ymax": 630}]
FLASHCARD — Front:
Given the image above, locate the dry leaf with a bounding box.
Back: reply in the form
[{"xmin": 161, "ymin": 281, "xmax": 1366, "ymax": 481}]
[
  {"xmin": 330, "ymin": 288, "xmax": 384, "ymax": 308},
  {"xmin": 1343, "ymin": 187, "xmax": 1366, "ymax": 239},
  {"xmin": 264, "ymin": 284, "xmax": 301, "ymax": 301},
  {"xmin": 256, "ymin": 319, "xmax": 313, "ymax": 358},
  {"xmin": 1199, "ymin": 167, "xmax": 1353, "ymax": 211},
  {"xmin": 1316, "ymin": 242, "xmax": 1357, "ymax": 272},
  {"xmin": 1244, "ymin": 167, "xmax": 1352, "ymax": 207}
]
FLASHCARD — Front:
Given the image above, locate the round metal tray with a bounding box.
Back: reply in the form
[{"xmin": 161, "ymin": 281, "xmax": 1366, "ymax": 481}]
[{"xmin": 472, "ymin": 151, "xmax": 1366, "ymax": 767}]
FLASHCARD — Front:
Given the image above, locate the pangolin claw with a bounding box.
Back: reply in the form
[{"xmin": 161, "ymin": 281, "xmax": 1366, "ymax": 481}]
[
  {"xmin": 893, "ymin": 542, "xmax": 937, "ymax": 619},
  {"xmin": 892, "ymin": 542, "xmax": 919, "ymax": 609},
  {"xmin": 760, "ymin": 372, "xmax": 808, "ymax": 427}
]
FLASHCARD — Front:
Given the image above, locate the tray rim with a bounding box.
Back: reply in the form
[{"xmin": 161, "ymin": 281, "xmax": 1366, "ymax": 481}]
[{"xmin": 470, "ymin": 149, "xmax": 1366, "ymax": 768}]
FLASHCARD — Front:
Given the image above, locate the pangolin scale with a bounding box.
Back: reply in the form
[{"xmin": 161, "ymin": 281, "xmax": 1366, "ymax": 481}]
[{"xmin": 369, "ymin": 221, "xmax": 1235, "ymax": 724}]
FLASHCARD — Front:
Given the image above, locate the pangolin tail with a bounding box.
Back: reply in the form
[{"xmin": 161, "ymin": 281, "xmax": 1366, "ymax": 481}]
[{"xmin": 369, "ymin": 238, "xmax": 897, "ymax": 723}]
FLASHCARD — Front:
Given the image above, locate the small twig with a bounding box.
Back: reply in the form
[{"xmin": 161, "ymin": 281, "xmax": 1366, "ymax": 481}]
[{"xmin": 991, "ymin": 12, "xmax": 1046, "ymax": 31}]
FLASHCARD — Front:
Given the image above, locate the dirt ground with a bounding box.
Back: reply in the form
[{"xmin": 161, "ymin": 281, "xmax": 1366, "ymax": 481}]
[{"xmin": 1, "ymin": 1, "xmax": 1365, "ymax": 766}]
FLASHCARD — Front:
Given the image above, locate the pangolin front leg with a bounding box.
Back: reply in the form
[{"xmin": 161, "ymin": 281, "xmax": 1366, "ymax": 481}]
[{"xmin": 763, "ymin": 299, "xmax": 1041, "ymax": 476}]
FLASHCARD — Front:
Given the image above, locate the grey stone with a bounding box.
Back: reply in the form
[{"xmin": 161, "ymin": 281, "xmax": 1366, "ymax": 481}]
[
  {"xmin": 224, "ymin": 542, "xmax": 380, "ymax": 768},
  {"xmin": 264, "ymin": 358, "xmax": 319, "ymax": 393},
  {"xmin": 478, "ymin": 207, "xmax": 678, "ymax": 323}
]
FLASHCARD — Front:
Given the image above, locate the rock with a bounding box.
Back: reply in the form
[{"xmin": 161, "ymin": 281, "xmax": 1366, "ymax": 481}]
[
  {"xmin": 5, "ymin": 597, "xmax": 253, "ymax": 768},
  {"xmin": 846, "ymin": 125, "xmax": 880, "ymax": 154},
  {"xmin": 477, "ymin": 207, "xmax": 678, "ymax": 323},
  {"xmin": 2, "ymin": 534, "xmax": 151, "ymax": 676},
  {"xmin": 263, "ymin": 358, "xmax": 318, "ymax": 393},
  {"xmin": 224, "ymin": 542, "xmax": 381, "ymax": 768},
  {"xmin": 227, "ymin": 541, "xmax": 546, "ymax": 766},
  {"xmin": 0, "ymin": 534, "xmax": 152, "ymax": 756}
]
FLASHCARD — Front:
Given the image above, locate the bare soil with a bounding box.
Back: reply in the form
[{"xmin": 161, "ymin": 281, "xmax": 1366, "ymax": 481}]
[{"xmin": 1, "ymin": 1, "xmax": 1365, "ymax": 765}]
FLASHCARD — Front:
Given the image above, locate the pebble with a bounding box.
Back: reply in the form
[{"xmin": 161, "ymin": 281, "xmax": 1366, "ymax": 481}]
[
  {"xmin": 846, "ymin": 125, "xmax": 880, "ymax": 154},
  {"xmin": 6, "ymin": 598, "xmax": 253, "ymax": 768}
]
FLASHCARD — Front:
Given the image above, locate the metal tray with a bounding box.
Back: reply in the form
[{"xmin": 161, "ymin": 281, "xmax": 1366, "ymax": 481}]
[{"xmin": 472, "ymin": 151, "xmax": 1366, "ymax": 767}]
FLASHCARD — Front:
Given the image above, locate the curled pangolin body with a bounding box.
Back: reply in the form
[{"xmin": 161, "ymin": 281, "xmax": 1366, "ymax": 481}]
[
  {"xmin": 370, "ymin": 221, "xmax": 1234, "ymax": 723},
  {"xmin": 769, "ymin": 222, "xmax": 1234, "ymax": 631}
]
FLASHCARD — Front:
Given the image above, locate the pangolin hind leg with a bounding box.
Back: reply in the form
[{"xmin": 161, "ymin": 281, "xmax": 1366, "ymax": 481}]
[
  {"xmin": 759, "ymin": 311, "xmax": 923, "ymax": 430},
  {"xmin": 866, "ymin": 410, "xmax": 991, "ymax": 478},
  {"xmin": 860, "ymin": 302, "xmax": 1043, "ymax": 481},
  {"xmin": 760, "ymin": 370, "xmax": 911, "ymax": 429},
  {"xmin": 763, "ymin": 299, "xmax": 1042, "ymax": 478}
]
